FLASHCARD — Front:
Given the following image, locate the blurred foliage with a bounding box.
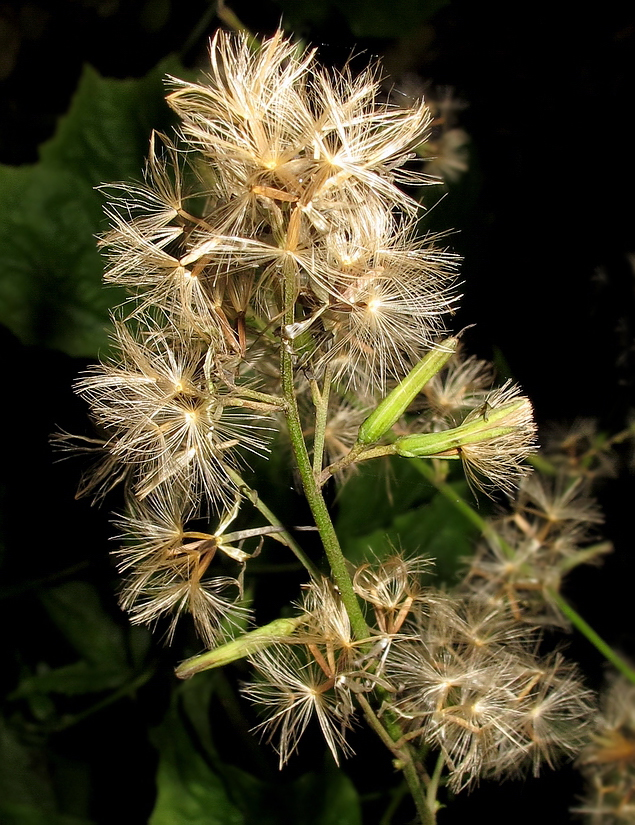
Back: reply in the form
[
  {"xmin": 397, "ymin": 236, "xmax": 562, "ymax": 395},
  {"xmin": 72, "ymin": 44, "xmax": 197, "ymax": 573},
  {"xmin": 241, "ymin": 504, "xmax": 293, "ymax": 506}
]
[
  {"xmin": 271, "ymin": 0, "xmax": 449, "ymax": 37},
  {"xmin": 0, "ymin": 57, "xmax": 186, "ymax": 357}
]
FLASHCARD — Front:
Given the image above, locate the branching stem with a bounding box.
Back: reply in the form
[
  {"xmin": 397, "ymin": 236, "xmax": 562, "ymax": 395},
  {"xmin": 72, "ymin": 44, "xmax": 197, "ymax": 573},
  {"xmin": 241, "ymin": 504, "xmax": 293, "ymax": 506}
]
[
  {"xmin": 357, "ymin": 694, "xmax": 435, "ymax": 825},
  {"xmin": 311, "ymin": 361, "xmax": 334, "ymax": 476}
]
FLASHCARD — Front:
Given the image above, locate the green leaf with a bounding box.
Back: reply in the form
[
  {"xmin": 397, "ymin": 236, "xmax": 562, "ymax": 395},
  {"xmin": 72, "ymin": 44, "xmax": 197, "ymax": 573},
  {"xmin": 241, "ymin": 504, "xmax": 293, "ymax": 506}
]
[
  {"xmin": 336, "ymin": 0, "xmax": 449, "ymax": 38},
  {"xmin": 220, "ymin": 759, "xmax": 362, "ymax": 825},
  {"xmin": 334, "ymin": 457, "xmax": 435, "ymax": 545},
  {"xmin": 11, "ymin": 661, "xmax": 129, "ymax": 698},
  {"xmin": 0, "ymin": 803, "xmax": 94, "ymax": 825},
  {"xmin": 290, "ymin": 759, "xmax": 362, "ymax": 825},
  {"xmin": 0, "ymin": 716, "xmax": 95, "ymax": 824},
  {"xmin": 0, "ymin": 163, "xmax": 122, "ymax": 356},
  {"xmin": 38, "ymin": 58, "xmax": 184, "ymax": 187},
  {"xmin": 340, "ymin": 485, "xmax": 478, "ymax": 583},
  {"xmin": 149, "ymin": 692, "xmax": 244, "ymax": 825},
  {"xmin": 39, "ymin": 581, "xmax": 128, "ymax": 668},
  {"xmin": 274, "ymin": 0, "xmax": 449, "ymax": 38},
  {"xmin": 0, "ymin": 716, "xmax": 56, "ymax": 814},
  {"xmin": 0, "ymin": 56, "xmax": 188, "ymax": 357}
]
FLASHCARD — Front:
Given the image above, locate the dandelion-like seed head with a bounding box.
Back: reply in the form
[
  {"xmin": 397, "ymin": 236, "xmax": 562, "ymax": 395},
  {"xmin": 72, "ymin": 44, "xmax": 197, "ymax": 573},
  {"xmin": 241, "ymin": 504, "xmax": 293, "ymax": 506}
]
[
  {"xmin": 458, "ymin": 382, "xmax": 538, "ymax": 497},
  {"xmin": 243, "ymin": 643, "xmax": 355, "ymax": 768}
]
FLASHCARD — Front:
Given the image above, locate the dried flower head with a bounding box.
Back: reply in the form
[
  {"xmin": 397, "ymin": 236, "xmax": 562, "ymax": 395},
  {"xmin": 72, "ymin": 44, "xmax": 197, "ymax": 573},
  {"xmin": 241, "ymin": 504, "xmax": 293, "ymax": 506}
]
[
  {"xmin": 458, "ymin": 383, "xmax": 537, "ymax": 496},
  {"xmin": 576, "ymin": 675, "xmax": 635, "ymax": 824},
  {"xmin": 386, "ymin": 598, "xmax": 593, "ymax": 790}
]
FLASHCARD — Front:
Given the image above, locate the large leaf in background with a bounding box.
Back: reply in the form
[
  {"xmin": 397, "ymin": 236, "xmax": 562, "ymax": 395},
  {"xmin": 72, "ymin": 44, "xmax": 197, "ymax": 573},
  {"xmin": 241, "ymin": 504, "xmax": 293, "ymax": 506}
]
[
  {"xmin": 150, "ymin": 717, "xmax": 245, "ymax": 825},
  {"xmin": 334, "ymin": 456, "xmax": 436, "ymax": 543},
  {"xmin": 39, "ymin": 581, "xmax": 128, "ymax": 667},
  {"xmin": 158, "ymin": 671, "xmax": 363, "ymax": 825},
  {"xmin": 9, "ymin": 581, "xmax": 141, "ymax": 703},
  {"xmin": 340, "ymin": 485, "xmax": 479, "ymax": 584},
  {"xmin": 150, "ymin": 676, "xmax": 245, "ymax": 825},
  {"xmin": 290, "ymin": 762, "xmax": 362, "ymax": 825},
  {"xmin": 0, "ymin": 57, "xmax": 187, "ymax": 358},
  {"xmin": 38, "ymin": 60, "xmax": 185, "ymax": 187},
  {"xmin": 0, "ymin": 163, "xmax": 120, "ymax": 357}
]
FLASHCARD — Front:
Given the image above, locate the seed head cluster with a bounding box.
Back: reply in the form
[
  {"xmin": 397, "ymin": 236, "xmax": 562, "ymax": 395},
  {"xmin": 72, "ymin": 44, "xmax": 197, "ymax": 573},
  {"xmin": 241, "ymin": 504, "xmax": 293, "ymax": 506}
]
[
  {"xmin": 64, "ymin": 27, "xmax": 595, "ymax": 802},
  {"xmin": 462, "ymin": 473, "xmax": 611, "ymax": 626},
  {"xmin": 243, "ymin": 559, "xmax": 594, "ymax": 789}
]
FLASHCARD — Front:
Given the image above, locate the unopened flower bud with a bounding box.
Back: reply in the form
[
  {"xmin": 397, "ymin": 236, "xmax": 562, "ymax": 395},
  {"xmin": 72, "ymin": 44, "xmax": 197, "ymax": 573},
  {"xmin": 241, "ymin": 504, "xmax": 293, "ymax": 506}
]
[
  {"xmin": 357, "ymin": 338, "xmax": 458, "ymax": 445},
  {"xmin": 394, "ymin": 384, "xmax": 537, "ymax": 495},
  {"xmin": 175, "ymin": 616, "xmax": 301, "ymax": 679}
]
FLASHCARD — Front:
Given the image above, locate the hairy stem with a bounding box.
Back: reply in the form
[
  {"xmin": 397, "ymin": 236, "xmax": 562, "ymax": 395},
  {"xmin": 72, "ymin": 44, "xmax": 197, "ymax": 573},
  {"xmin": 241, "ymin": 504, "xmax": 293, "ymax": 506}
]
[
  {"xmin": 311, "ymin": 361, "xmax": 334, "ymax": 476},
  {"xmin": 280, "ymin": 260, "xmax": 368, "ymax": 640},
  {"xmin": 319, "ymin": 442, "xmax": 397, "ymax": 486}
]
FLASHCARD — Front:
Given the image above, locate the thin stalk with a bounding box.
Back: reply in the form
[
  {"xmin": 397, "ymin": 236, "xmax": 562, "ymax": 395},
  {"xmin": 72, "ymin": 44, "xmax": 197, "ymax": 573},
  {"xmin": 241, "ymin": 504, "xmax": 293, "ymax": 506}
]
[
  {"xmin": 379, "ymin": 781, "xmax": 409, "ymax": 825},
  {"xmin": 319, "ymin": 443, "xmax": 398, "ymax": 486},
  {"xmin": 231, "ymin": 387, "xmax": 286, "ymax": 407},
  {"xmin": 227, "ymin": 468, "xmax": 321, "ymax": 579},
  {"xmin": 53, "ymin": 669, "xmax": 154, "ymax": 732},
  {"xmin": 426, "ymin": 751, "xmax": 445, "ymax": 816},
  {"xmin": 224, "ymin": 398, "xmax": 284, "ymax": 414},
  {"xmin": 357, "ymin": 694, "xmax": 434, "ymax": 825},
  {"xmin": 311, "ymin": 361, "xmax": 334, "ymax": 476},
  {"xmin": 547, "ymin": 589, "xmax": 635, "ymax": 685}
]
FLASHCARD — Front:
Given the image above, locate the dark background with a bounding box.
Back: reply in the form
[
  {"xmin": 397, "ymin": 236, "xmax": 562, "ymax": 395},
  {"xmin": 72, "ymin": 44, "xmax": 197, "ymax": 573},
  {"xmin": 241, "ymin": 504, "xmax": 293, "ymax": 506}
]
[{"xmin": 1, "ymin": 1, "xmax": 634, "ymax": 822}]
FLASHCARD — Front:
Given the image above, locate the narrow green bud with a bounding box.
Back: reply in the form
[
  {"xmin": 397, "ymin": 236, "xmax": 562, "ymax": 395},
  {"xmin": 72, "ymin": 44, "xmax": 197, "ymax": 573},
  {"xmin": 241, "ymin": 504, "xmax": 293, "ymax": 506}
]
[
  {"xmin": 395, "ymin": 423, "xmax": 517, "ymax": 458},
  {"xmin": 175, "ymin": 616, "xmax": 302, "ymax": 679},
  {"xmin": 394, "ymin": 398, "xmax": 527, "ymax": 457},
  {"xmin": 357, "ymin": 338, "xmax": 458, "ymax": 446}
]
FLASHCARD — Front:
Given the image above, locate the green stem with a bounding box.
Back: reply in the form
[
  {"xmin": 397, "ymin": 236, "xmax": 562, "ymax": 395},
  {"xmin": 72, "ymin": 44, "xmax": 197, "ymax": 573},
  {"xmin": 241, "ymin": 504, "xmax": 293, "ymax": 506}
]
[
  {"xmin": 547, "ymin": 589, "xmax": 635, "ymax": 685},
  {"xmin": 379, "ymin": 781, "xmax": 409, "ymax": 825},
  {"xmin": 280, "ymin": 263, "xmax": 368, "ymax": 641},
  {"xmin": 356, "ymin": 694, "xmax": 434, "ymax": 825},
  {"xmin": 415, "ymin": 460, "xmax": 635, "ymax": 683},
  {"xmin": 402, "ymin": 761, "xmax": 434, "ymax": 825},
  {"xmin": 53, "ymin": 669, "xmax": 154, "ymax": 731},
  {"xmin": 426, "ymin": 751, "xmax": 445, "ymax": 816},
  {"xmin": 228, "ymin": 468, "xmax": 321, "ymax": 579},
  {"xmin": 319, "ymin": 443, "xmax": 397, "ymax": 485}
]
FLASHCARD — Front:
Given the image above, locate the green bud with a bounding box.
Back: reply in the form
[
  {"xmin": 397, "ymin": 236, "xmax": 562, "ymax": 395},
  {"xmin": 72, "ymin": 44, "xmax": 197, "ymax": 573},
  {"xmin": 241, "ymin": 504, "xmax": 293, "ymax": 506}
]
[
  {"xmin": 394, "ymin": 398, "xmax": 527, "ymax": 458},
  {"xmin": 175, "ymin": 616, "xmax": 302, "ymax": 679},
  {"xmin": 357, "ymin": 338, "xmax": 458, "ymax": 446}
]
